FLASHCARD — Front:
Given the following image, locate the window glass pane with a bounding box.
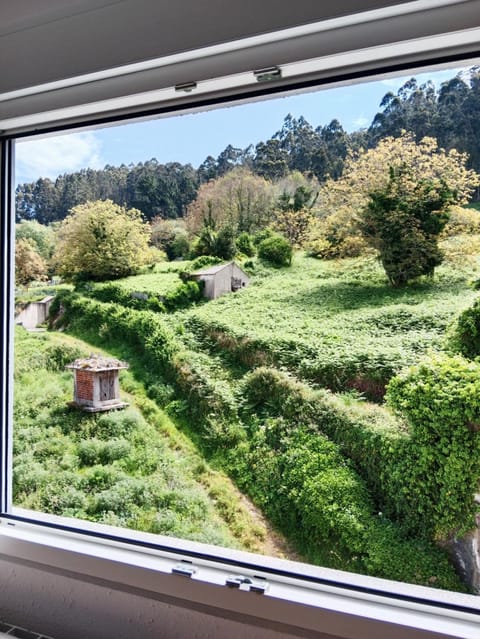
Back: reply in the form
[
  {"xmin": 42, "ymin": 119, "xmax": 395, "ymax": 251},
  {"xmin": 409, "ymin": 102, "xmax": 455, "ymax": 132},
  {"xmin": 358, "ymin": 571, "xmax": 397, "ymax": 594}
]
[{"xmin": 12, "ymin": 63, "xmax": 480, "ymax": 596}]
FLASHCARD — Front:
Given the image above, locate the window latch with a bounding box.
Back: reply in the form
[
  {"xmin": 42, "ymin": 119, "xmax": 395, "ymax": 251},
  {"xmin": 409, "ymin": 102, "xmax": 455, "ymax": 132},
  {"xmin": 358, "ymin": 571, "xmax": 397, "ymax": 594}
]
[
  {"xmin": 171, "ymin": 560, "xmax": 197, "ymax": 577},
  {"xmin": 225, "ymin": 575, "xmax": 269, "ymax": 594}
]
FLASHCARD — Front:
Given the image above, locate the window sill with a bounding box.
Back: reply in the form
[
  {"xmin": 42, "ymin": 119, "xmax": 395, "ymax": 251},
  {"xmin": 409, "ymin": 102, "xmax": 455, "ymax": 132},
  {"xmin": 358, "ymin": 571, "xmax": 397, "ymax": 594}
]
[{"xmin": 0, "ymin": 513, "xmax": 479, "ymax": 639}]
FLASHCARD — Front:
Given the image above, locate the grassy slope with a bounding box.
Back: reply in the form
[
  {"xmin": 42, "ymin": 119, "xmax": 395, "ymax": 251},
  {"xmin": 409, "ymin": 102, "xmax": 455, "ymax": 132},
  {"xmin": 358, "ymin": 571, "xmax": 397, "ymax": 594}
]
[
  {"xmin": 13, "ymin": 327, "xmax": 294, "ymax": 557},
  {"xmin": 107, "ymin": 261, "xmax": 191, "ymax": 295},
  {"xmin": 181, "ymin": 254, "xmax": 478, "ymax": 395}
]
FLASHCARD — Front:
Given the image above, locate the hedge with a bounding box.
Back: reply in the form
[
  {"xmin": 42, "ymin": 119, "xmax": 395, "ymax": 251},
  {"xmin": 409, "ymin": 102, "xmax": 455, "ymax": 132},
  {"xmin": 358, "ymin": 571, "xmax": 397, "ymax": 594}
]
[
  {"xmin": 449, "ymin": 296, "xmax": 480, "ymax": 359},
  {"xmin": 50, "ymin": 292, "xmax": 179, "ymax": 376},
  {"xmin": 82, "ymin": 279, "xmax": 203, "ymax": 313},
  {"xmin": 51, "ymin": 292, "xmax": 242, "ymax": 450},
  {"xmin": 232, "ymin": 419, "xmax": 463, "ymax": 589},
  {"xmin": 240, "ymin": 363, "xmax": 480, "ymax": 541}
]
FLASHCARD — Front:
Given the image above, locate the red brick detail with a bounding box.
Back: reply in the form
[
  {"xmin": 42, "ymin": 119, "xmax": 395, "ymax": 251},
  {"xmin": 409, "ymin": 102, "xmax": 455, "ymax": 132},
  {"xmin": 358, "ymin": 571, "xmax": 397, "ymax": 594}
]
[{"xmin": 75, "ymin": 370, "xmax": 94, "ymax": 401}]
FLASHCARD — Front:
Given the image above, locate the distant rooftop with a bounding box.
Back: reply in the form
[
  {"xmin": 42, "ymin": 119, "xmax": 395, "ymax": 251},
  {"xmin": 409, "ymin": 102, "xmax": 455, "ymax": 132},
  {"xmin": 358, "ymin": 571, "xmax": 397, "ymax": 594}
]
[{"xmin": 192, "ymin": 262, "xmax": 234, "ymax": 276}]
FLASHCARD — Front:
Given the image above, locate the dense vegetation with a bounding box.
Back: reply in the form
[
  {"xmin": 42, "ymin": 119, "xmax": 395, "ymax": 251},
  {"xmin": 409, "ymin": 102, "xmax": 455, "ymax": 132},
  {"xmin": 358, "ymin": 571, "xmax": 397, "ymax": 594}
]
[{"xmin": 34, "ymin": 243, "xmax": 480, "ymax": 592}]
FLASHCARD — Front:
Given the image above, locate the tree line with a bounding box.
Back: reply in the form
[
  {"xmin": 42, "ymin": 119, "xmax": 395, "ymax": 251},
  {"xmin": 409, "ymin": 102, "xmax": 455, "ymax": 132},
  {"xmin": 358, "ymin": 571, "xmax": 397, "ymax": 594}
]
[{"xmin": 16, "ymin": 68, "xmax": 480, "ymax": 224}]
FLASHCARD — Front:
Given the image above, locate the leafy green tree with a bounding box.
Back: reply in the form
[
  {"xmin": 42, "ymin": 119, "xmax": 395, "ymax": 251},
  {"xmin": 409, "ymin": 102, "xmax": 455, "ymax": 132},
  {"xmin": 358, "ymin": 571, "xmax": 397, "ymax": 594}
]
[
  {"xmin": 369, "ymin": 78, "xmax": 438, "ymax": 145},
  {"xmin": 236, "ymin": 232, "xmax": 256, "ymax": 257},
  {"xmin": 15, "ymin": 238, "xmax": 48, "ymax": 286},
  {"xmin": 126, "ymin": 160, "xmax": 198, "ymax": 220},
  {"xmin": 358, "ymin": 167, "xmax": 455, "ymax": 286},
  {"xmin": 214, "ymin": 225, "xmax": 237, "ymax": 260},
  {"xmin": 16, "ymin": 220, "xmax": 55, "ymax": 261},
  {"xmin": 253, "ymin": 139, "xmax": 289, "ymax": 180},
  {"xmin": 312, "ymin": 132, "xmax": 479, "ymax": 260},
  {"xmin": 52, "ymin": 200, "xmax": 154, "ymax": 282},
  {"xmin": 186, "ymin": 168, "xmax": 275, "ymax": 236},
  {"xmin": 273, "ymin": 174, "xmax": 319, "ymax": 247},
  {"xmin": 150, "ymin": 218, "xmax": 190, "ymax": 260}
]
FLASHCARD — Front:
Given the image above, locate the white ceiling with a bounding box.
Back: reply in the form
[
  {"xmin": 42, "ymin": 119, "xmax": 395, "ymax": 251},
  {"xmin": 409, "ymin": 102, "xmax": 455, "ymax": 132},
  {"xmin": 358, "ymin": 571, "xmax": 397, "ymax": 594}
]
[
  {"xmin": 0, "ymin": 0, "xmax": 124, "ymax": 37},
  {"xmin": 2, "ymin": 0, "xmax": 480, "ymax": 133},
  {"xmin": 0, "ymin": 0, "xmax": 411, "ymax": 92}
]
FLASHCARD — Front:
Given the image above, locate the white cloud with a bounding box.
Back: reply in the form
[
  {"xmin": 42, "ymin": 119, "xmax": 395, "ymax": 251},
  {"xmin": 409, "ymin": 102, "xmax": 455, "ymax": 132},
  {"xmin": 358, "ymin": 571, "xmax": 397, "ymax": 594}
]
[
  {"xmin": 352, "ymin": 115, "xmax": 369, "ymax": 128},
  {"xmin": 15, "ymin": 131, "xmax": 103, "ymax": 184}
]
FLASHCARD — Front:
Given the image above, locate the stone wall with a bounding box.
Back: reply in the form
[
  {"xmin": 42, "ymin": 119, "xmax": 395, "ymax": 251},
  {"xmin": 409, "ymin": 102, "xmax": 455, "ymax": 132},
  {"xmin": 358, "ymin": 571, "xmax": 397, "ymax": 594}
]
[{"xmin": 448, "ymin": 511, "xmax": 480, "ymax": 593}]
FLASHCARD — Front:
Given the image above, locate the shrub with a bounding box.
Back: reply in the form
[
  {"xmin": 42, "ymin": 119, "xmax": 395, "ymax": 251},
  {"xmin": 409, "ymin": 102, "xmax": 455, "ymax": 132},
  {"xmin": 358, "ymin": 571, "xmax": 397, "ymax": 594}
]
[
  {"xmin": 449, "ymin": 297, "xmax": 480, "ymax": 358},
  {"xmin": 214, "ymin": 225, "xmax": 237, "ymax": 260},
  {"xmin": 386, "ymin": 354, "xmax": 480, "ymax": 540},
  {"xmin": 162, "ymin": 280, "xmax": 203, "ymax": 311},
  {"xmin": 241, "ymin": 364, "xmax": 480, "ymax": 541},
  {"xmin": 190, "ymin": 255, "xmax": 222, "ymax": 270},
  {"xmin": 258, "ymin": 234, "xmax": 292, "ymax": 267},
  {"xmin": 235, "ymin": 418, "xmax": 462, "ymax": 589},
  {"xmin": 78, "ymin": 438, "xmax": 131, "ymax": 466},
  {"xmin": 236, "ymin": 232, "xmax": 256, "ymax": 257},
  {"xmin": 442, "ymin": 205, "xmax": 480, "ymax": 237},
  {"xmin": 44, "ymin": 343, "xmax": 86, "ymax": 371},
  {"xmin": 307, "ymin": 233, "xmax": 369, "ymax": 260}
]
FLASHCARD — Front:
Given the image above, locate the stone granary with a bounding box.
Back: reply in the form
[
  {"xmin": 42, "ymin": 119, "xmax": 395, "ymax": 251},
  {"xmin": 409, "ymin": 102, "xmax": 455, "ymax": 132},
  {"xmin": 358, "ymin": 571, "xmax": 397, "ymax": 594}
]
[
  {"xmin": 191, "ymin": 261, "xmax": 250, "ymax": 300},
  {"xmin": 66, "ymin": 355, "xmax": 129, "ymax": 412}
]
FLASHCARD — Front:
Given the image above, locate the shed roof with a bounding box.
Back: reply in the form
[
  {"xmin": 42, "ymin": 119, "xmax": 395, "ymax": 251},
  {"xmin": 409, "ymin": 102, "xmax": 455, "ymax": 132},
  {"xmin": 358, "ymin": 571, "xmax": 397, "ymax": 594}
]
[
  {"xmin": 192, "ymin": 261, "xmax": 248, "ymax": 277},
  {"xmin": 66, "ymin": 354, "xmax": 129, "ymax": 372}
]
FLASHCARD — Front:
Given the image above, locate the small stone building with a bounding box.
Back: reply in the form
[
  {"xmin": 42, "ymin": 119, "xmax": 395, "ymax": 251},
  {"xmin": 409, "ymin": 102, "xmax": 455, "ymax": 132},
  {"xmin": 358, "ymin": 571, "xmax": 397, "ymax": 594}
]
[
  {"xmin": 66, "ymin": 355, "xmax": 129, "ymax": 412},
  {"xmin": 191, "ymin": 262, "xmax": 250, "ymax": 300},
  {"xmin": 15, "ymin": 295, "xmax": 54, "ymax": 329}
]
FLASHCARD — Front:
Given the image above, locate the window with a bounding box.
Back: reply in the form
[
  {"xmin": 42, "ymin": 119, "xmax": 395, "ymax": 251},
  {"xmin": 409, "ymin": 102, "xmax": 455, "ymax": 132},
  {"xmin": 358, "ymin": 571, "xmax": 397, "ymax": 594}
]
[{"xmin": 2, "ymin": 4, "xmax": 480, "ymax": 637}]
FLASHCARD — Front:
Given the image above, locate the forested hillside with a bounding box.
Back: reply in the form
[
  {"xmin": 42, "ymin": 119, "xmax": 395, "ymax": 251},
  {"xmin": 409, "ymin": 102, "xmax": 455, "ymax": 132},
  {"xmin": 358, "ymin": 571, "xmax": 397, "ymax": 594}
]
[{"xmin": 16, "ymin": 68, "xmax": 480, "ymax": 224}]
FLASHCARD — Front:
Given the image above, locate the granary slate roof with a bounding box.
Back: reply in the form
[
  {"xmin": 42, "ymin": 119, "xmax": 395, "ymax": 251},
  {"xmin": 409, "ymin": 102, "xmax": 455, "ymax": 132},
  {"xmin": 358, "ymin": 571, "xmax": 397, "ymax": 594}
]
[{"xmin": 66, "ymin": 354, "xmax": 129, "ymax": 372}]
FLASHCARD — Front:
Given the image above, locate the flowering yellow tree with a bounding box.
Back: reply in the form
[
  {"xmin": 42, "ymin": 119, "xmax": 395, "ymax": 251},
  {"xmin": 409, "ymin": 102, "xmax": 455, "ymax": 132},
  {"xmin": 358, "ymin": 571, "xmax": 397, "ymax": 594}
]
[{"xmin": 308, "ymin": 132, "xmax": 479, "ymax": 259}]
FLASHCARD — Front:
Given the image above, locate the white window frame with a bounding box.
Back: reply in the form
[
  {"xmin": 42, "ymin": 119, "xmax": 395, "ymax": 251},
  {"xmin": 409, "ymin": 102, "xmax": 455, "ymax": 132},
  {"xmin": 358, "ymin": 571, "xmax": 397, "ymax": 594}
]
[{"xmin": 2, "ymin": 3, "xmax": 480, "ymax": 636}]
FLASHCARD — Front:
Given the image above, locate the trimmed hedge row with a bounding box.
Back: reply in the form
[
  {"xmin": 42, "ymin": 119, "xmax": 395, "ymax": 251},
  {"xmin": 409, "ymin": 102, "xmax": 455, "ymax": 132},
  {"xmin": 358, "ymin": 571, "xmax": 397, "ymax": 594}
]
[
  {"xmin": 83, "ymin": 279, "xmax": 203, "ymax": 313},
  {"xmin": 50, "ymin": 292, "xmax": 179, "ymax": 376},
  {"xmin": 184, "ymin": 316, "xmax": 403, "ymax": 401},
  {"xmin": 240, "ymin": 363, "xmax": 480, "ymax": 541},
  {"xmin": 51, "ymin": 293, "xmax": 242, "ymax": 449},
  {"xmin": 231, "ymin": 420, "xmax": 463, "ymax": 589}
]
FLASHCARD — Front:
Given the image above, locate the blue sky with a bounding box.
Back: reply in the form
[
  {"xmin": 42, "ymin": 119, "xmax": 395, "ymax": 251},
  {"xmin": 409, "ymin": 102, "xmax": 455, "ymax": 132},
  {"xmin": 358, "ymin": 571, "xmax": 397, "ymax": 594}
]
[{"xmin": 15, "ymin": 66, "xmax": 466, "ymax": 186}]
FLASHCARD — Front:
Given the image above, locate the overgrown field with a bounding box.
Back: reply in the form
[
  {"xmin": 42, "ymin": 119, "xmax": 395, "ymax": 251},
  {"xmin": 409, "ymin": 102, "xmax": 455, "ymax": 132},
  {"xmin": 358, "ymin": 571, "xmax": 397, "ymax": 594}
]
[
  {"xmin": 182, "ymin": 254, "xmax": 478, "ymax": 398},
  {"xmin": 104, "ymin": 261, "xmax": 187, "ymax": 295},
  {"xmin": 14, "ymin": 249, "xmax": 480, "ymax": 592}
]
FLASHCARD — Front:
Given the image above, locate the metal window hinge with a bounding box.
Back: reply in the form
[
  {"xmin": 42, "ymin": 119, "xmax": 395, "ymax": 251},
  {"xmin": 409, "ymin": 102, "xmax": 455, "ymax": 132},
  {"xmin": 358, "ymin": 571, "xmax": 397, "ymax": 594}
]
[{"xmin": 253, "ymin": 66, "xmax": 282, "ymax": 82}]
